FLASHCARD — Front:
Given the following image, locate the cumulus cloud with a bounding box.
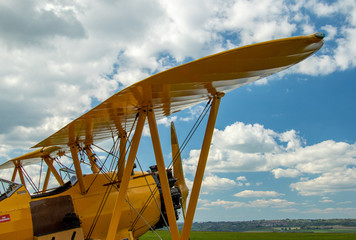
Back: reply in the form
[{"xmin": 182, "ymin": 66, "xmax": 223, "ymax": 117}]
[
  {"xmin": 272, "ymin": 168, "xmax": 301, "ymax": 178},
  {"xmin": 1, "ymin": 0, "xmax": 356, "ymax": 156},
  {"xmin": 0, "ymin": 0, "xmax": 356, "ymax": 205},
  {"xmin": 236, "ymin": 176, "xmax": 247, "ymax": 181},
  {"xmin": 203, "ymin": 198, "xmax": 295, "ymax": 209},
  {"xmin": 157, "ymin": 116, "xmax": 178, "ymax": 127},
  {"xmin": 183, "ymin": 122, "xmax": 304, "ymax": 174},
  {"xmin": 292, "ymin": 0, "xmax": 356, "ymax": 74},
  {"xmin": 0, "ymin": 1, "xmax": 86, "ymax": 48},
  {"xmin": 290, "ymin": 168, "xmax": 356, "ymax": 196},
  {"xmin": 183, "ymin": 121, "xmax": 356, "ymax": 196},
  {"xmin": 212, "ymin": 122, "xmax": 282, "ymax": 153},
  {"xmin": 202, "ymin": 175, "xmax": 238, "ymax": 191},
  {"xmin": 234, "ymin": 190, "xmax": 284, "ymax": 198},
  {"xmin": 185, "ymin": 174, "xmax": 238, "ymax": 193}
]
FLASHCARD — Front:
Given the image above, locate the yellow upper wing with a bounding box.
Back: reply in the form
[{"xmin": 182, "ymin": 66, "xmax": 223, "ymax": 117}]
[{"xmin": 33, "ymin": 33, "xmax": 324, "ymax": 148}]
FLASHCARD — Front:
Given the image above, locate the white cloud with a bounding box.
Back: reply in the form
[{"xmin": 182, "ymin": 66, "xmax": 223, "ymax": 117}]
[
  {"xmin": 179, "ymin": 105, "xmax": 206, "ymax": 122},
  {"xmin": 212, "ymin": 122, "xmax": 281, "ymax": 153},
  {"xmin": 183, "ymin": 122, "xmax": 356, "ymax": 196},
  {"xmin": 290, "ymin": 168, "xmax": 356, "ymax": 196},
  {"xmin": 319, "ymin": 197, "xmax": 334, "ymax": 203},
  {"xmin": 0, "ymin": 1, "xmax": 355, "ymax": 224},
  {"xmin": 210, "ymin": 0, "xmax": 296, "ymax": 45},
  {"xmin": 204, "ymin": 199, "xmax": 245, "ymax": 209},
  {"xmin": 203, "ymin": 198, "xmax": 295, "ymax": 209},
  {"xmin": 1, "ymin": 0, "xmax": 356, "ymax": 156},
  {"xmin": 236, "ymin": 176, "xmax": 247, "ymax": 181},
  {"xmin": 185, "ymin": 174, "xmax": 237, "ymax": 193},
  {"xmin": 0, "ymin": 0, "xmax": 356, "ymax": 204},
  {"xmin": 321, "ymin": 25, "xmax": 338, "ymax": 40},
  {"xmin": 272, "ymin": 168, "xmax": 301, "ymax": 178},
  {"xmin": 142, "ymin": 125, "xmax": 151, "ymax": 137},
  {"xmin": 157, "ymin": 116, "xmax": 178, "ymax": 127},
  {"xmin": 307, "ymin": 0, "xmax": 339, "ymax": 17},
  {"xmin": 334, "ymin": 27, "xmax": 356, "ymax": 70},
  {"xmin": 0, "ymin": 1, "xmax": 86, "ymax": 48},
  {"xmin": 248, "ymin": 198, "xmax": 296, "ymax": 208},
  {"xmin": 304, "ymin": 207, "xmax": 356, "ymax": 216},
  {"xmin": 234, "ymin": 190, "xmax": 284, "ymax": 198},
  {"xmin": 183, "ymin": 121, "xmax": 302, "ymax": 174},
  {"xmin": 271, "ymin": 140, "xmax": 356, "ymax": 174},
  {"xmin": 292, "ymin": 0, "xmax": 356, "ymax": 75},
  {"xmin": 202, "ymin": 175, "xmax": 237, "ymax": 191}
]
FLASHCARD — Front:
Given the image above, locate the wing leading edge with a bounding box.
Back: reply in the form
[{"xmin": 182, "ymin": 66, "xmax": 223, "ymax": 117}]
[
  {"xmin": 33, "ymin": 33, "xmax": 324, "ymax": 148},
  {"xmin": 0, "ymin": 146, "xmax": 62, "ymax": 169}
]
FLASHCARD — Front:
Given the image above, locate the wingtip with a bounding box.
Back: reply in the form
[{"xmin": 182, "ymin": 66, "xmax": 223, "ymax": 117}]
[{"xmin": 314, "ymin": 32, "xmax": 325, "ymax": 39}]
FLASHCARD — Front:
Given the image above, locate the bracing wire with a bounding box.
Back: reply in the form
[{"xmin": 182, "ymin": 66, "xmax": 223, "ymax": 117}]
[
  {"xmin": 108, "ymin": 138, "xmax": 120, "ymax": 173},
  {"xmin": 52, "ymin": 156, "xmax": 74, "ymax": 182},
  {"xmin": 38, "ymin": 159, "xmax": 43, "ymax": 191},
  {"xmin": 125, "ymin": 199, "xmax": 163, "ymax": 240},
  {"xmin": 130, "ymin": 154, "xmax": 170, "ymax": 233},
  {"xmin": 130, "ymin": 100, "xmax": 213, "ymax": 235},
  {"xmin": 86, "ymin": 113, "xmax": 139, "ymax": 239},
  {"xmin": 169, "ymin": 100, "xmax": 212, "ymax": 169},
  {"xmin": 87, "ymin": 112, "xmax": 138, "ymax": 193},
  {"xmin": 86, "ymin": 183, "xmax": 114, "ymax": 238},
  {"xmin": 86, "ymin": 100, "xmax": 212, "ymax": 239},
  {"xmin": 20, "ymin": 166, "xmax": 39, "ymax": 193}
]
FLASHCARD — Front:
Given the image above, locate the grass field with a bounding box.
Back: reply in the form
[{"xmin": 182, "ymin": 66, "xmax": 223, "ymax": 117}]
[{"xmin": 140, "ymin": 230, "xmax": 356, "ymax": 240}]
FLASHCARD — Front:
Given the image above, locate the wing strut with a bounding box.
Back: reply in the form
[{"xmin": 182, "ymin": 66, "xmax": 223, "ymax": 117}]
[
  {"xmin": 11, "ymin": 165, "xmax": 18, "ymax": 182},
  {"xmin": 148, "ymin": 107, "xmax": 180, "ymax": 240},
  {"xmin": 117, "ymin": 131, "xmax": 128, "ymax": 183},
  {"xmin": 84, "ymin": 146, "xmax": 100, "ymax": 174},
  {"xmin": 180, "ymin": 92, "xmax": 224, "ymax": 240},
  {"xmin": 42, "ymin": 164, "xmax": 51, "ymax": 192},
  {"xmin": 70, "ymin": 144, "xmax": 87, "ymax": 195},
  {"xmin": 106, "ymin": 109, "xmax": 147, "ymax": 240},
  {"xmin": 15, "ymin": 161, "xmax": 26, "ymax": 187},
  {"xmin": 42, "ymin": 156, "xmax": 64, "ymax": 187}
]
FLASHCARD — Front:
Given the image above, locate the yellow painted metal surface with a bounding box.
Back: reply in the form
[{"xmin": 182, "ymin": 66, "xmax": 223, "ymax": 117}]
[
  {"xmin": 0, "ymin": 172, "xmax": 162, "ymax": 240},
  {"xmin": 181, "ymin": 93, "xmax": 223, "ymax": 240},
  {"xmin": 84, "ymin": 146, "xmax": 100, "ymax": 174},
  {"xmin": 70, "ymin": 144, "xmax": 87, "ymax": 195},
  {"xmin": 171, "ymin": 122, "xmax": 189, "ymax": 218},
  {"xmin": 33, "ymin": 34, "xmax": 324, "ymax": 148},
  {"xmin": 42, "ymin": 156, "xmax": 64, "ymax": 186},
  {"xmin": 1, "ymin": 34, "xmax": 325, "ymax": 240},
  {"xmin": 148, "ymin": 108, "xmax": 180, "ymax": 240},
  {"xmin": 0, "ymin": 186, "xmax": 33, "ymax": 240},
  {"xmin": 33, "ymin": 227, "xmax": 84, "ymax": 240},
  {"xmin": 106, "ymin": 109, "xmax": 147, "ymax": 240}
]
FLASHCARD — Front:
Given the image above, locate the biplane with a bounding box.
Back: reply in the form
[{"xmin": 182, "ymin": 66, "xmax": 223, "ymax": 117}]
[{"xmin": 0, "ymin": 33, "xmax": 324, "ymax": 240}]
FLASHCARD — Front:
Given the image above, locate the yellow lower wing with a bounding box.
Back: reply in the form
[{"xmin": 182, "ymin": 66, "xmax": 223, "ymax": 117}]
[
  {"xmin": 0, "ymin": 146, "xmax": 61, "ymax": 169},
  {"xmin": 33, "ymin": 33, "xmax": 324, "ymax": 148}
]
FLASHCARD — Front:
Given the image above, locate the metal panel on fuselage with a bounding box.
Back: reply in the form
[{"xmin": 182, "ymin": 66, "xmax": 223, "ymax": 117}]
[
  {"xmin": 0, "ymin": 186, "xmax": 33, "ymax": 240},
  {"xmin": 0, "ymin": 172, "xmax": 161, "ymax": 240}
]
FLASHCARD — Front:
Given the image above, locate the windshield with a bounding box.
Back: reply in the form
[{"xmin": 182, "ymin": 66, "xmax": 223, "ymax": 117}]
[{"xmin": 0, "ymin": 178, "xmax": 22, "ymax": 201}]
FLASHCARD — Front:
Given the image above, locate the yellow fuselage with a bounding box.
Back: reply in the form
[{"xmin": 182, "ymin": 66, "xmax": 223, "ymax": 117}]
[{"xmin": 0, "ymin": 172, "xmax": 161, "ymax": 240}]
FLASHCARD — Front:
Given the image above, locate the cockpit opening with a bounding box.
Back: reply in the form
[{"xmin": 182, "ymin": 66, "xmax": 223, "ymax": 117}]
[{"xmin": 0, "ymin": 178, "xmax": 23, "ymax": 201}]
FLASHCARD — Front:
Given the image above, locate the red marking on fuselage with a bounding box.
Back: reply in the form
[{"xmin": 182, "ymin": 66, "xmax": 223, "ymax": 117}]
[{"xmin": 0, "ymin": 214, "xmax": 10, "ymax": 223}]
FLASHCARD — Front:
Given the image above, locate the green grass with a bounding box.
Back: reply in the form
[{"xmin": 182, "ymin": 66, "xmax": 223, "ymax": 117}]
[{"xmin": 140, "ymin": 231, "xmax": 356, "ymax": 240}]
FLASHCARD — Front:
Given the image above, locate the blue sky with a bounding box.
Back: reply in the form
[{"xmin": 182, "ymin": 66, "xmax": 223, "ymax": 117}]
[{"xmin": 0, "ymin": 0, "xmax": 356, "ymax": 222}]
